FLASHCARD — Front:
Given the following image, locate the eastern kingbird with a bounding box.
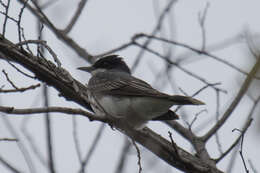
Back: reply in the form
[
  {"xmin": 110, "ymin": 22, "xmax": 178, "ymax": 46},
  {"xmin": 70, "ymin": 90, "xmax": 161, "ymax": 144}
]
[{"xmin": 78, "ymin": 55, "xmax": 204, "ymax": 129}]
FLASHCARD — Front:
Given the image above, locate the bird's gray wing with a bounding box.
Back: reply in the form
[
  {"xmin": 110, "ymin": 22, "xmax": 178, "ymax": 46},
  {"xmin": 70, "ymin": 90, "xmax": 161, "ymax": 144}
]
[
  {"xmin": 88, "ymin": 72, "xmax": 204, "ymax": 105},
  {"xmin": 88, "ymin": 72, "xmax": 168, "ymax": 97}
]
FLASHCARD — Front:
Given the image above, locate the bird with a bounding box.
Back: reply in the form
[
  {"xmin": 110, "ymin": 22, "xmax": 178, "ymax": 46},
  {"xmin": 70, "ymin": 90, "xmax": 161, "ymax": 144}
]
[{"xmin": 78, "ymin": 55, "xmax": 204, "ymax": 129}]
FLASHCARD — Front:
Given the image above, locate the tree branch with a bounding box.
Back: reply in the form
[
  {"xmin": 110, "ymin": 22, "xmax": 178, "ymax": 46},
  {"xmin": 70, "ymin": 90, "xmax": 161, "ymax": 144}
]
[
  {"xmin": 0, "ymin": 106, "xmax": 105, "ymax": 122},
  {"xmin": 17, "ymin": 0, "xmax": 93, "ymax": 62},
  {"xmin": 62, "ymin": 0, "xmax": 88, "ymax": 34},
  {"xmin": 202, "ymin": 56, "xmax": 260, "ymax": 141}
]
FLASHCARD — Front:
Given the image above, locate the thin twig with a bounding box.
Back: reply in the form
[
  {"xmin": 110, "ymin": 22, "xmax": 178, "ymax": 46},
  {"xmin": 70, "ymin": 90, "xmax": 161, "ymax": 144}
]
[
  {"xmin": 114, "ymin": 138, "xmax": 131, "ymax": 173},
  {"xmin": 16, "ymin": 39, "xmax": 62, "ymax": 67},
  {"xmin": 187, "ymin": 109, "xmax": 207, "ymax": 131},
  {"xmin": 0, "ymin": 105, "xmax": 106, "ymax": 122},
  {"xmin": 203, "ymin": 57, "xmax": 260, "ymax": 141},
  {"xmin": 7, "ymin": 61, "xmax": 36, "ymax": 79},
  {"xmin": 2, "ymin": 0, "xmax": 10, "ymax": 37},
  {"xmin": 225, "ymin": 144, "xmax": 239, "ymax": 173},
  {"xmin": 43, "ymin": 84, "xmax": 56, "ymax": 173},
  {"xmin": 0, "ymin": 155, "xmax": 22, "ymax": 173},
  {"xmin": 1, "ymin": 114, "xmax": 36, "ymax": 173},
  {"xmin": 215, "ymin": 91, "xmax": 223, "ymax": 154},
  {"xmin": 17, "ymin": 0, "xmax": 93, "ymax": 62},
  {"xmin": 168, "ymin": 131, "xmax": 179, "ymax": 156},
  {"xmin": 134, "ymin": 33, "xmax": 260, "ymax": 80},
  {"xmin": 21, "ymin": 123, "xmax": 48, "ymax": 167},
  {"xmin": 79, "ymin": 124, "xmax": 105, "ymax": 173},
  {"xmin": 17, "ymin": 0, "xmax": 28, "ymax": 44},
  {"xmin": 0, "ymin": 83, "xmax": 40, "ymax": 93},
  {"xmin": 215, "ymin": 119, "xmax": 253, "ymax": 163},
  {"xmin": 198, "ymin": 2, "xmax": 210, "ymax": 51},
  {"xmin": 95, "ymin": 41, "xmax": 134, "ymax": 58},
  {"xmin": 72, "ymin": 116, "xmax": 83, "ymax": 164},
  {"xmin": 0, "ymin": 11, "xmax": 18, "ymax": 23},
  {"xmin": 232, "ymin": 128, "xmax": 249, "ymax": 173},
  {"xmin": 248, "ymin": 159, "xmax": 258, "ymax": 173},
  {"xmin": 133, "ymin": 41, "xmax": 218, "ymax": 89},
  {"xmin": 0, "ymin": 138, "xmax": 18, "ymax": 141},
  {"xmin": 215, "ymin": 95, "xmax": 260, "ymax": 162},
  {"xmin": 131, "ymin": 0, "xmax": 177, "ymax": 72},
  {"xmin": 63, "ymin": 0, "xmax": 88, "ymax": 34},
  {"xmin": 2, "ymin": 70, "xmax": 19, "ymax": 89},
  {"xmin": 132, "ymin": 139, "xmax": 142, "ymax": 173}
]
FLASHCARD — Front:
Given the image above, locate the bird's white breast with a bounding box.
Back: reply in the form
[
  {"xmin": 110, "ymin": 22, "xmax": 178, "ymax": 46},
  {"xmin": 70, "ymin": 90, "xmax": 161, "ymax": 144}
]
[{"xmin": 88, "ymin": 92, "xmax": 174, "ymax": 129}]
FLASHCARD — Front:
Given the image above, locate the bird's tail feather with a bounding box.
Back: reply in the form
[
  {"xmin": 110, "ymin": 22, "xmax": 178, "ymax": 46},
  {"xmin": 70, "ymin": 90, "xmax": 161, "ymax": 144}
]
[
  {"xmin": 169, "ymin": 95, "xmax": 205, "ymax": 105},
  {"xmin": 152, "ymin": 110, "xmax": 179, "ymax": 121}
]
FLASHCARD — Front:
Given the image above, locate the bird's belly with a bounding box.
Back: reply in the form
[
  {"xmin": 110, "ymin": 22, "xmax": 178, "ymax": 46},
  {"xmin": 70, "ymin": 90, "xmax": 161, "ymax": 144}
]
[
  {"xmin": 130, "ymin": 97, "xmax": 173, "ymax": 119},
  {"xmin": 98, "ymin": 96, "xmax": 132, "ymax": 118},
  {"xmin": 98, "ymin": 96, "xmax": 173, "ymax": 118},
  {"xmin": 90, "ymin": 95, "xmax": 173, "ymax": 129}
]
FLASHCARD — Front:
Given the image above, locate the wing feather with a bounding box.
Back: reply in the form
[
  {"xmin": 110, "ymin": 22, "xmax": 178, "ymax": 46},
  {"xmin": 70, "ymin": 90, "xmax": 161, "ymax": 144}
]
[{"xmin": 88, "ymin": 72, "xmax": 169, "ymax": 98}]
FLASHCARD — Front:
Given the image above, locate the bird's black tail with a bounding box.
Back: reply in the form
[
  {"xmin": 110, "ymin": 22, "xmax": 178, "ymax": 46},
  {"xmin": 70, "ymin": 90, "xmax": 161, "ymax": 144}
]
[
  {"xmin": 152, "ymin": 110, "xmax": 179, "ymax": 121},
  {"xmin": 169, "ymin": 95, "xmax": 205, "ymax": 105}
]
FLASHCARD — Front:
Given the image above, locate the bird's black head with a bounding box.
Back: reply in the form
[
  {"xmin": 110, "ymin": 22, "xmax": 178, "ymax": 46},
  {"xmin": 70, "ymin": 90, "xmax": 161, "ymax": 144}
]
[{"xmin": 93, "ymin": 55, "xmax": 131, "ymax": 74}]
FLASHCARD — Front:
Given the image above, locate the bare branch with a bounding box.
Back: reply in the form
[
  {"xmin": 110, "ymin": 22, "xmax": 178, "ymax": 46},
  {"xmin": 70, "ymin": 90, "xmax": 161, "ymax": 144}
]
[
  {"xmin": 187, "ymin": 109, "xmax": 207, "ymax": 131},
  {"xmin": 132, "ymin": 139, "xmax": 142, "ymax": 173},
  {"xmin": 0, "ymin": 83, "xmax": 40, "ymax": 93},
  {"xmin": 215, "ymin": 94, "xmax": 260, "ymax": 162},
  {"xmin": 232, "ymin": 128, "xmax": 249, "ymax": 173},
  {"xmin": 21, "ymin": 122, "xmax": 48, "ymax": 167},
  {"xmin": 7, "ymin": 61, "xmax": 36, "ymax": 79},
  {"xmin": 0, "ymin": 138, "xmax": 18, "ymax": 141},
  {"xmin": 2, "ymin": 69, "xmax": 19, "ymax": 89},
  {"xmin": 79, "ymin": 124, "xmax": 105, "ymax": 173},
  {"xmin": 1, "ymin": 0, "xmax": 10, "ymax": 36},
  {"xmin": 0, "ymin": 155, "xmax": 22, "ymax": 173},
  {"xmin": 133, "ymin": 41, "xmax": 218, "ymax": 89},
  {"xmin": 17, "ymin": 0, "xmax": 93, "ymax": 62},
  {"xmin": 0, "ymin": 105, "xmax": 105, "ymax": 122},
  {"xmin": 1, "ymin": 114, "xmax": 36, "ymax": 173},
  {"xmin": 0, "ymin": 34, "xmax": 93, "ymax": 110},
  {"xmin": 131, "ymin": 0, "xmax": 177, "ymax": 72},
  {"xmin": 198, "ymin": 2, "xmax": 210, "ymax": 51},
  {"xmin": 63, "ymin": 0, "xmax": 88, "ymax": 34},
  {"xmin": 114, "ymin": 138, "xmax": 131, "ymax": 173},
  {"xmin": 248, "ymin": 159, "xmax": 258, "ymax": 173},
  {"xmin": 134, "ymin": 33, "xmax": 260, "ymax": 80},
  {"xmin": 215, "ymin": 119, "xmax": 253, "ymax": 163},
  {"xmin": 16, "ymin": 39, "xmax": 61, "ymax": 67},
  {"xmin": 203, "ymin": 57, "xmax": 260, "ymax": 141},
  {"xmin": 95, "ymin": 40, "xmax": 134, "ymax": 58},
  {"xmin": 214, "ymin": 91, "xmax": 223, "ymax": 155},
  {"xmin": 43, "ymin": 85, "xmax": 56, "ymax": 173},
  {"xmin": 17, "ymin": 0, "xmax": 28, "ymax": 43},
  {"xmin": 72, "ymin": 116, "xmax": 83, "ymax": 164}
]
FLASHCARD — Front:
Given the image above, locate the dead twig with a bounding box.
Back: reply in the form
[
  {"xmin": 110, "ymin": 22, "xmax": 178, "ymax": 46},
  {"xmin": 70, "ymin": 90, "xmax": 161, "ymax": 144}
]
[{"xmin": 132, "ymin": 139, "xmax": 142, "ymax": 173}]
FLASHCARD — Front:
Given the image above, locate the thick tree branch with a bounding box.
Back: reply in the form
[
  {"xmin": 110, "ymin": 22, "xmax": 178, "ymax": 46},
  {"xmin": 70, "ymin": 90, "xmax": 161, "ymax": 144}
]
[{"xmin": 0, "ymin": 34, "xmax": 92, "ymax": 110}]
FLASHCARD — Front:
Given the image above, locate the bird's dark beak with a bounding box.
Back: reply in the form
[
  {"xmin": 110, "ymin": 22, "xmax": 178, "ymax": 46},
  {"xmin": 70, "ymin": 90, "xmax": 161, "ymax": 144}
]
[{"xmin": 77, "ymin": 66, "xmax": 95, "ymax": 73}]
